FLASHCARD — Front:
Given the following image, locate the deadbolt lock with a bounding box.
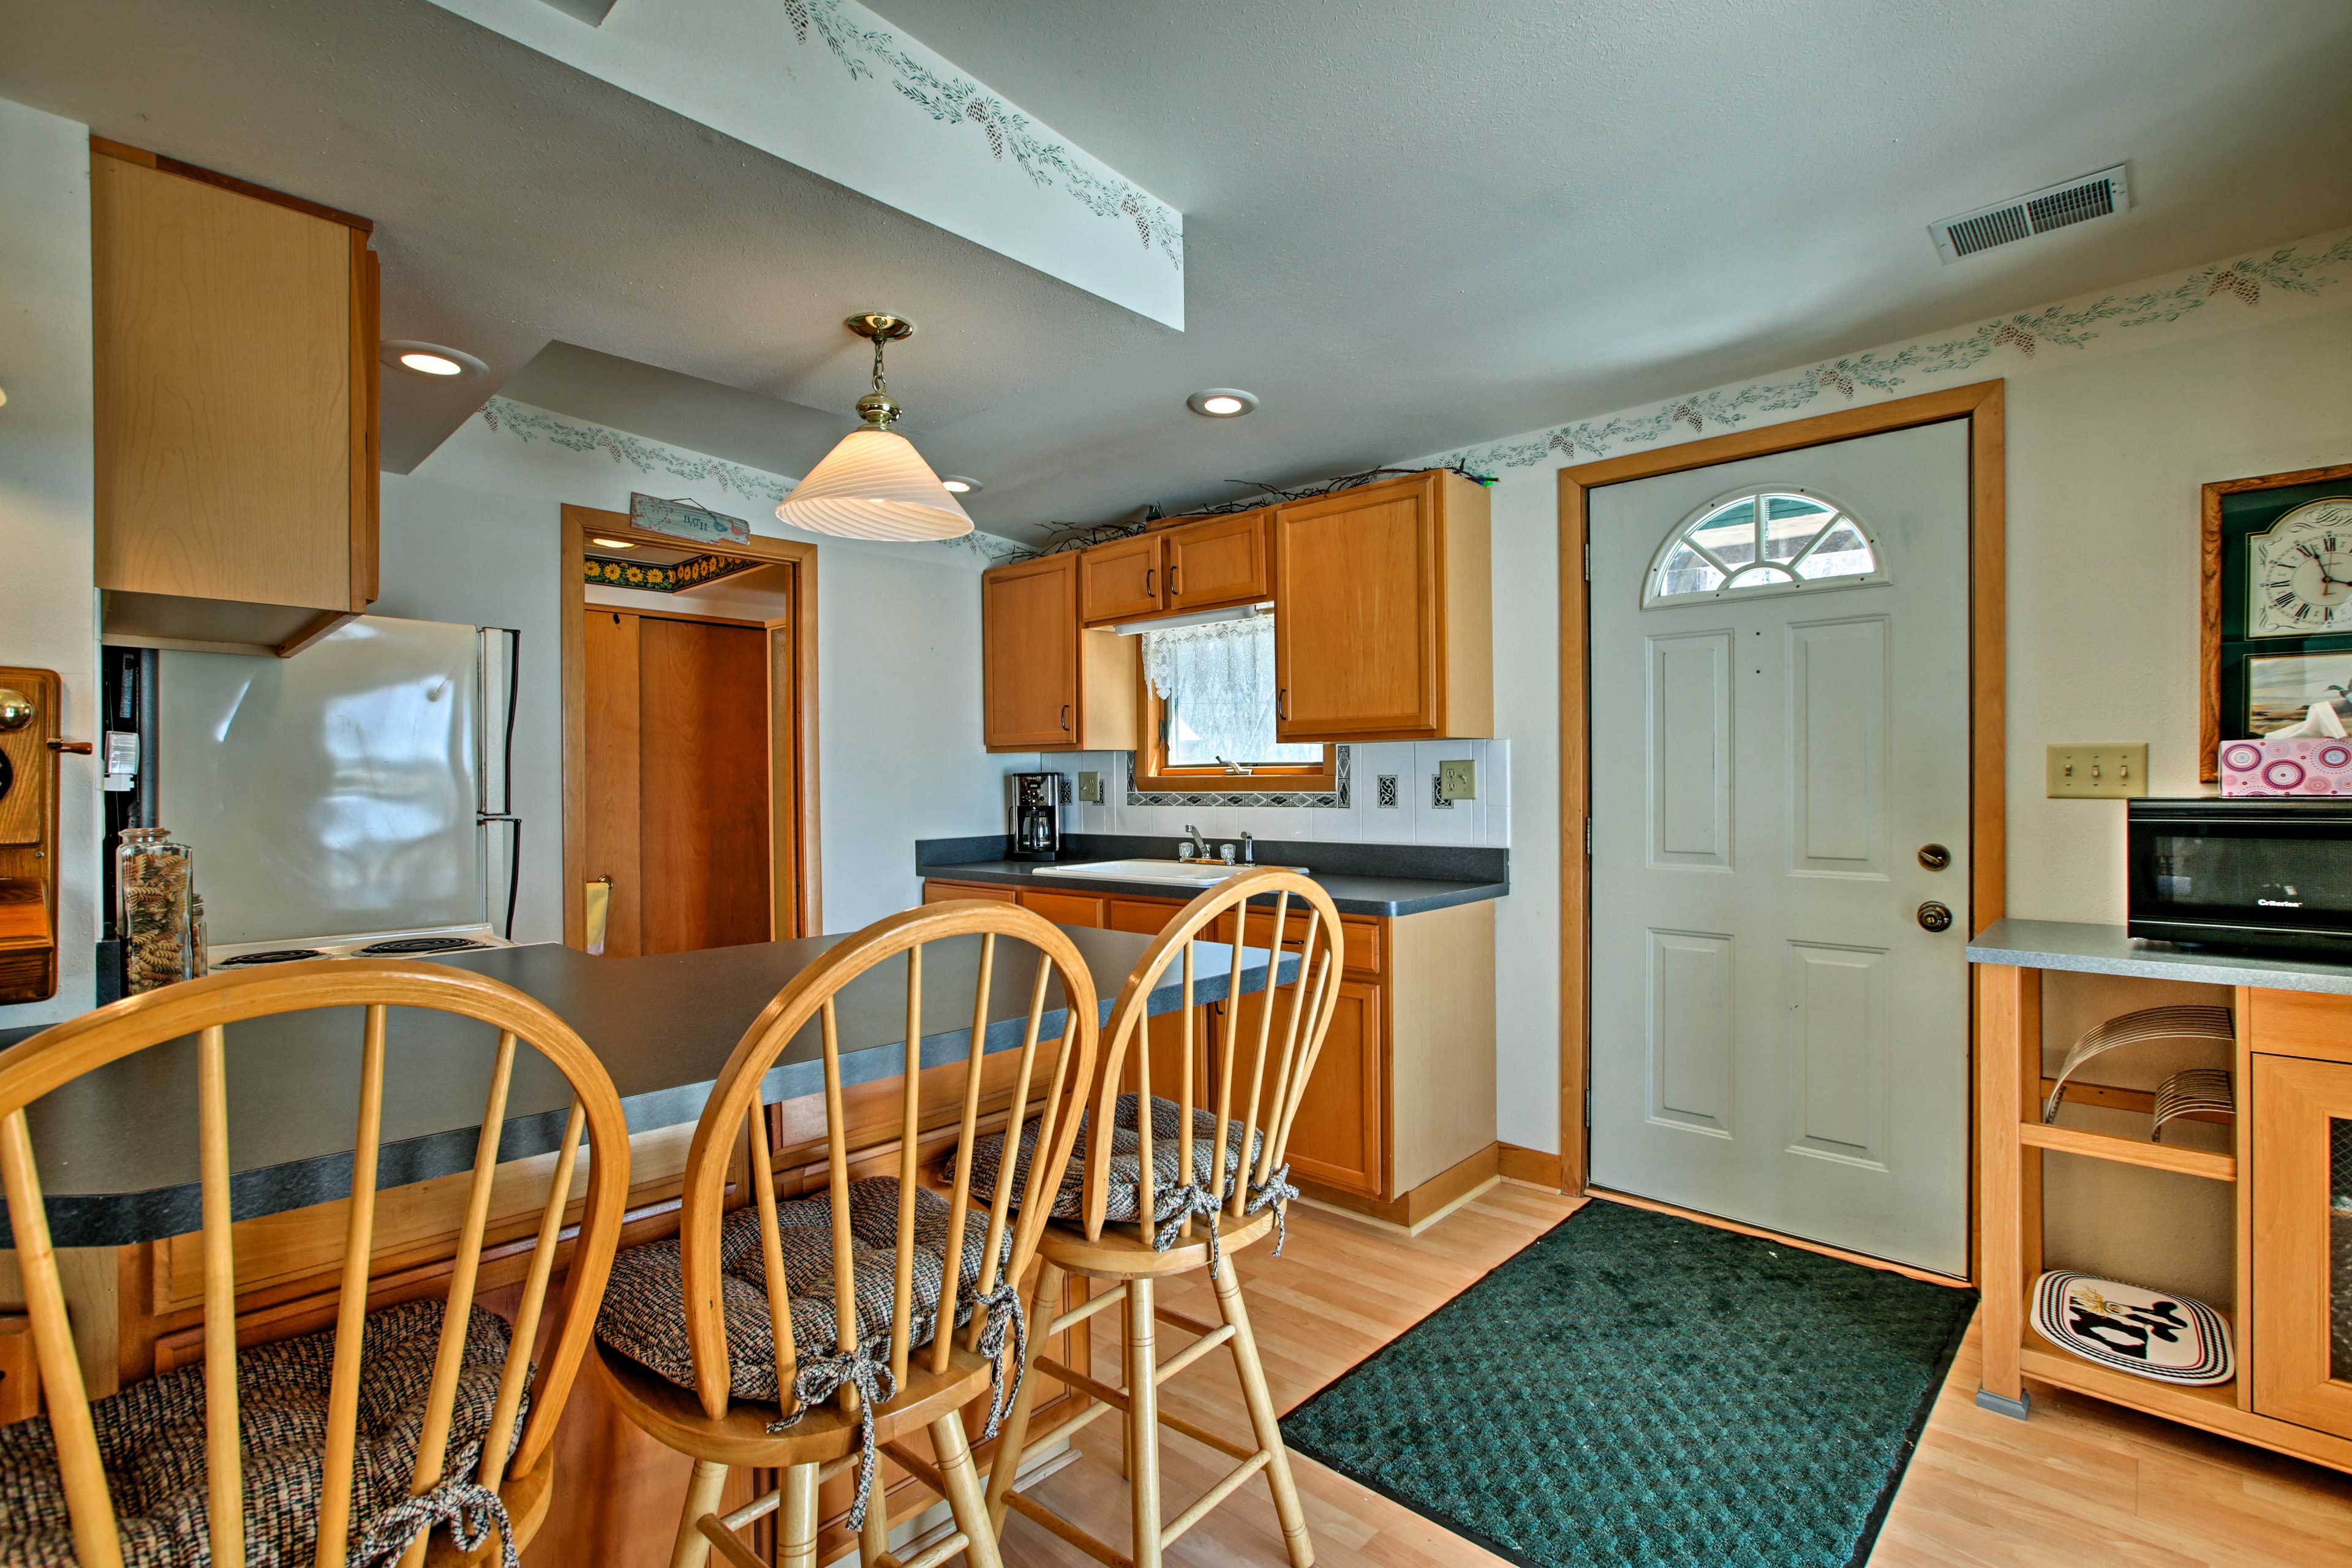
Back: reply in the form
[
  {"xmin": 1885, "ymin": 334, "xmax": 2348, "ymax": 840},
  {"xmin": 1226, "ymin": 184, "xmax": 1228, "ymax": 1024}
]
[
  {"xmin": 1917, "ymin": 900, "xmax": 1954, "ymax": 933},
  {"xmin": 1918, "ymin": 843, "xmax": 1951, "ymax": 871}
]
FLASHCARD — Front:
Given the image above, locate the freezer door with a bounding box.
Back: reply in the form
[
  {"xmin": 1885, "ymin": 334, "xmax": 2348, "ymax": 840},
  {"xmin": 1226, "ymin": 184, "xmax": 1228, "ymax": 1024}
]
[{"xmin": 160, "ymin": 616, "xmax": 485, "ymax": 944}]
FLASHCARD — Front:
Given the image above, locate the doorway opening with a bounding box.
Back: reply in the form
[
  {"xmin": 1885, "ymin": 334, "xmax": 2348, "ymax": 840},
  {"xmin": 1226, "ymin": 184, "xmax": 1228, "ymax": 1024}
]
[{"xmin": 558, "ymin": 503, "xmax": 820, "ymax": 952}]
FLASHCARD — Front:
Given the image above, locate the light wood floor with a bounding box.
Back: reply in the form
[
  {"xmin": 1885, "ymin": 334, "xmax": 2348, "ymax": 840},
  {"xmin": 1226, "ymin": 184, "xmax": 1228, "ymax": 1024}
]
[{"xmin": 1000, "ymin": 1183, "xmax": 2352, "ymax": 1567}]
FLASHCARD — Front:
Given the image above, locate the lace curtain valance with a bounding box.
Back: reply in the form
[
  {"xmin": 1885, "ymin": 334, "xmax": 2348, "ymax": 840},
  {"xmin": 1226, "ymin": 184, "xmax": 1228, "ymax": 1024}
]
[{"xmin": 1141, "ymin": 615, "xmax": 1316, "ymax": 766}]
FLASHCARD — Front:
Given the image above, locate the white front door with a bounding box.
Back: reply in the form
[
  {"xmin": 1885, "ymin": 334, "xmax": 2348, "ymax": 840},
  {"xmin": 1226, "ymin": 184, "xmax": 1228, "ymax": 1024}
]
[{"xmin": 1586, "ymin": 419, "xmax": 1972, "ymax": 1275}]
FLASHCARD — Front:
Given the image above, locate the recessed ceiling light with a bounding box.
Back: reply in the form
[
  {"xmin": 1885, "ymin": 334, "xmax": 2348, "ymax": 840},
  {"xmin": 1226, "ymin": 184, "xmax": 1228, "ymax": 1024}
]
[
  {"xmin": 1188, "ymin": 388, "xmax": 1257, "ymax": 418},
  {"xmin": 590, "ymin": 537, "xmax": 638, "ymax": 550},
  {"xmin": 939, "ymin": 475, "xmax": 982, "ymax": 494},
  {"xmin": 380, "ymin": 339, "xmax": 488, "ymax": 379}
]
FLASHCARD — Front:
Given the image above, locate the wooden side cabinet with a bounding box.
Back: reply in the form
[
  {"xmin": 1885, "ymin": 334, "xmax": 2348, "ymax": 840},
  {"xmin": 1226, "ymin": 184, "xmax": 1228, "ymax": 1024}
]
[
  {"xmin": 1272, "ymin": 470, "xmax": 1491, "ymax": 741},
  {"xmin": 1079, "ymin": 512, "xmax": 1270, "ymax": 627},
  {"xmin": 2252, "ymin": 1050, "xmax": 2352, "ymax": 1439},
  {"xmin": 982, "ymin": 553, "xmax": 1137, "ymax": 751},
  {"xmin": 92, "ymin": 140, "xmax": 381, "ymax": 657}
]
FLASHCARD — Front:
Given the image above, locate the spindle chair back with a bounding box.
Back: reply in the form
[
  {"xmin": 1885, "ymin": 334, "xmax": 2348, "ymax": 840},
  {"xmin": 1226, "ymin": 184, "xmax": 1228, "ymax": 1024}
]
[
  {"xmin": 616, "ymin": 899, "xmax": 1096, "ymax": 1568},
  {"xmin": 0, "ymin": 960, "xmax": 632, "ymax": 1568},
  {"xmin": 1077, "ymin": 867, "xmax": 1345, "ymax": 1251}
]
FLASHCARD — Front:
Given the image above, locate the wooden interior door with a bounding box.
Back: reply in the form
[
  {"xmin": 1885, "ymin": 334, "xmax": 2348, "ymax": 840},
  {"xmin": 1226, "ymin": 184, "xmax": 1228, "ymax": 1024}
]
[
  {"xmin": 583, "ymin": 609, "xmax": 772, "ymax": 956},
  {"xmin": 2253, "ymin": 1052, "xmax": 2352, "ymax": 1438},
  {"xmin": 984, "ymin": 555, "xmax": 1079, "ymax": 746},
  {"xmin": 1272, "ymin": 486, "xmax": 1438, "ymax": 738}
]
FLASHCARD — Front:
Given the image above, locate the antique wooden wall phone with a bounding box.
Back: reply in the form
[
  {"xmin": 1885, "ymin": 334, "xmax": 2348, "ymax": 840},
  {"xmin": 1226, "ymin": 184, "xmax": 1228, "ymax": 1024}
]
[{"xmin": 0, "ymin": 668, "xmax": 88, "ymax": 1005}]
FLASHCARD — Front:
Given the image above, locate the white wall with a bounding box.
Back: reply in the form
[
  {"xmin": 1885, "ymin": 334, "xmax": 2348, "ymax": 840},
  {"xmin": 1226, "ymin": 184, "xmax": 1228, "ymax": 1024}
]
[
  {"xmin": 1424, "ymin": 224, "xmax": 2352, "ymax": 1158},
  {"xmin": 0, "ymin": 101, "xmax": 99, "ymax": 1030},
  {"xmin": 405, "ymin": 404, "xmax": 1040, "ymax": 937}
]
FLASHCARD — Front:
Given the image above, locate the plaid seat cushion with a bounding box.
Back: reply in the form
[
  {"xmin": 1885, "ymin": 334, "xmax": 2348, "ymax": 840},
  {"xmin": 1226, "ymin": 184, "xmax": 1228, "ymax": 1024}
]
[
  {"xmin": 0, "ymin": 1297, "xmax": 524, "ymax": 1568},
  {"xmin": 592, "ymin": 1177, "xmax": 1011, "ymax": 1404},
  {"xmin": 967, "ymin": 1093, "xmax": 1265, "ymax": 1231}
]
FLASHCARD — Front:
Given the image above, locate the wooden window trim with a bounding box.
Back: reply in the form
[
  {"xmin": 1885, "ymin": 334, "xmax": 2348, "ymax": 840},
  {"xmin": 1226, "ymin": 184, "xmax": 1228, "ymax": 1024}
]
[{"xmin": 1132, "ymin": 665, "xmax": 1335, "ymax": 793}]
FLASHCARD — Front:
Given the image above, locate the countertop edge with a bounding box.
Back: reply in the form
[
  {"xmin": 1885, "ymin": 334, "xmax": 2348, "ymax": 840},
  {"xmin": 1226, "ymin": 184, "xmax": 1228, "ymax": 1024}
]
[
  {"xmin": 919, "ymin": 861, "xmax": 1510, "ymax": 918},
  {"xmin": 1967, "ymin": 918, "xmax": 2352, "ymax": 995}
]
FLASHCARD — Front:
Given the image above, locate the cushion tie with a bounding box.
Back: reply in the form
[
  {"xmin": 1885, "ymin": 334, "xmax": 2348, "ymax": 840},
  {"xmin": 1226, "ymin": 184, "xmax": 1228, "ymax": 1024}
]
[
  {"xmin": 969, "ymin": 1281, "xmax": 1029, "ymax": 1439},
  {"xmin": 1150, "ymin": 1182, "xmax": 1226, "ymax": 1272},
  {"xmin": 767, "ymin": 1341, "xmax": 899, "ymax": 1532},
  {"xmin": 1246, "ymin": 1163, "xmax": 1301, "ymax": 1256},
  {"xmin": 351, "ymin": 1474, "xmax": 519, "ymax": 1568}
]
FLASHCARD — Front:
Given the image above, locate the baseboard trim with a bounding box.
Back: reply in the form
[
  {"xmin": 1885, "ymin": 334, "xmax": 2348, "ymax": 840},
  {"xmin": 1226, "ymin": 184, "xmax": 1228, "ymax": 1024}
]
[
  {"xmin": 1295, "ymin": 1142, "xmax": 1502, "ymax": 1230},
  {"xmin": 1496, "ymin": 1141, "xmax": 1562, "ymax": 1190},
  {"xmin": 1586, "ymin": 1188, "xmax": 1972, "ymax": 1288}
]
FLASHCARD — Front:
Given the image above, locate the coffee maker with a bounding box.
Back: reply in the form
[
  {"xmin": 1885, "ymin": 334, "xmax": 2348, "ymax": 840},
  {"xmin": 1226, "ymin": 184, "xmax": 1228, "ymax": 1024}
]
[{"xmin": 1009, "ymin": 772, "xmax": 1062, "ymax": 862}]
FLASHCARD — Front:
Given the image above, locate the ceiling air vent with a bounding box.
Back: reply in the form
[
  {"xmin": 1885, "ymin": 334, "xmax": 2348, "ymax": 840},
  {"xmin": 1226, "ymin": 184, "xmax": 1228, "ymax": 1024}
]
[{"xmin": 1928, "ymin": 165, "xmax": 2130, "ymax": 264}]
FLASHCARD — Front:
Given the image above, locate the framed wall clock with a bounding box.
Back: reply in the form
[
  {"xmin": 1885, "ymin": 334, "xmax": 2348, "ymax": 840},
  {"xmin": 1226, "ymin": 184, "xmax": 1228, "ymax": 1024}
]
[{"xmin": 2202, "ymin": 463, "xmax": 2352, "ymax": 781}]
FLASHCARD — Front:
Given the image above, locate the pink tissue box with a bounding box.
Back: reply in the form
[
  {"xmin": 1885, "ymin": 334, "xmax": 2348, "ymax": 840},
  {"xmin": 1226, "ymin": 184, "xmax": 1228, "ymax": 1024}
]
[{"xmin": 2218, "ymin": 737, "xmax": 2352, "ymax": 795}]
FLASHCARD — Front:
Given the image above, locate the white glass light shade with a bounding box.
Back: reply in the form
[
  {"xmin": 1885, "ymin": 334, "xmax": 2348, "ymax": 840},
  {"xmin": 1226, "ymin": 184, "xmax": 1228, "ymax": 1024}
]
[{"xmin": 774, "ymin": 428, "xmax": 973, "ymax": 540}]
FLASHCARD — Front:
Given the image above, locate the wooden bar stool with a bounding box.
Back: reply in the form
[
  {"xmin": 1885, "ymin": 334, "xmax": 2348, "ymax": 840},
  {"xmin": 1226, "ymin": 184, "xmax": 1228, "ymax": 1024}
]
[
  {"xmin": 0, "ymin": 960, "xmax": 634, "ymax": 1567},
  {"xmin": 587, "ymin": 900, "xmax": 1099, "ymax": 1568},
  {"xmin": 976, "ymin": 868, "xmax": 1344, "ymax": 1568}
]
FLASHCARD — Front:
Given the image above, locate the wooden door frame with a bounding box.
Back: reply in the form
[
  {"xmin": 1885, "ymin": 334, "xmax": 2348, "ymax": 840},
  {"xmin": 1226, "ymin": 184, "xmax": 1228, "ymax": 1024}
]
[
  {"xmin": 560, "ymin": 503, "xmax": 822, "ymax": 946},
  {"xmin": 1556, "ymin": 380, "xmax": 2006, "ymax": 1277}
]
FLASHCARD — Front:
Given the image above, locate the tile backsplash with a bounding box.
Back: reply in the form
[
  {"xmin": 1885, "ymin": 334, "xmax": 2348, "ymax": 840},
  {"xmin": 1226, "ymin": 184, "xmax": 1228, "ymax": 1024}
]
[{"xmin": 1050, "ymin": 739, "xmax": 1510, "ymax": 848}]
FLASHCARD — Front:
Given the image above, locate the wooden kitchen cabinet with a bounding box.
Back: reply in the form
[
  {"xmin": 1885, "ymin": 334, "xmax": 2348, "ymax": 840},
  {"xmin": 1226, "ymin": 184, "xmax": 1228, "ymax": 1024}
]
[
  {"xmin": 1016, "ymin": 887, "xmax": 1107, "ymax": 929},
  {"xmin": 1163, "ymin": 511, "xmax": 1272, "ymax": 614},
  {"xmin": 1272, "ymin": 469, "xmax": 1491, "ymax": 741},
  {"xmin": 1079, "ymin": 533, "xmax": 1163, "ymax": 625},
  {"xmin": 2252, "ymin": 1050, "xmax": 2352, "ymax": 1439},
  {"xmin": 1283, "ymin": 978, "xmax": 1385, "ymax": 1196},
  {"xmin": 91, "ymin": 139, "xmax": 381, "ymax": 657},
  {"xmin": 982, "ymin": 552, "xmax": 1138, "ymax": 750}
]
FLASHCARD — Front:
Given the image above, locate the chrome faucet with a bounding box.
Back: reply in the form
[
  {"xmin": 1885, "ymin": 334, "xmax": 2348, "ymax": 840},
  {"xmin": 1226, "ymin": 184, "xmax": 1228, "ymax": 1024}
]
[
  {"xmin": 1240, "ymin": 831, "xmax": 1255, "ymax": 865},
  {"xmin": 1181, "ymin": 824, "xmax": 1204, "ymax": 862}
]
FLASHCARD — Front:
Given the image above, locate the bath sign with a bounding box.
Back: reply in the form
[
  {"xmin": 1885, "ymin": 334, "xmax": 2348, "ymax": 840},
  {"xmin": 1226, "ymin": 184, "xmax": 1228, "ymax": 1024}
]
[{"xmin": 628, "ymin": 493, "xmax": 752, "ymax": 548}]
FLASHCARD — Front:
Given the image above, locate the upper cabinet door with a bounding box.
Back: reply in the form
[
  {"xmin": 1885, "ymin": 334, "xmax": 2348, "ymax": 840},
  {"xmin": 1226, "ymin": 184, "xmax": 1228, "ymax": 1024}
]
[
  {"xmin": 984, "ymin": 554, "xmax": 1081, "ymax": 747},
  {"xmin": 1274, "ymin": 480, "xmax": 1442, "ymax": 738},
  {"xmin": 91, "ymin": 146, "xmax": 379, "ymax": 652},
  {"xmin": 1080, "ymin": 533, "xmax": 1164, "ymax": 626},
  {"xmin": 1164, "ymin": 511, "xmax": 1271, "ymax": 612}
]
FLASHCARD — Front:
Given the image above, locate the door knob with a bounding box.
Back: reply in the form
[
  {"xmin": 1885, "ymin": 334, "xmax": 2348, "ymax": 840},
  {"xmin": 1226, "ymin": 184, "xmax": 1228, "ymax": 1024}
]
[
  {"xmin": 1917, "ymin": 843, "xmax": 1951, "ymax": 870},
  {"xmin": 1917, "ymin": 900, "xmax": 1954, "ymax": 933}
]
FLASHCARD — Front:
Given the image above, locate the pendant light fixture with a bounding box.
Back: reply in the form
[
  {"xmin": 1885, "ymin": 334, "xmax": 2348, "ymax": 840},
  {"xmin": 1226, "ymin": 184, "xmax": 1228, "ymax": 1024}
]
[{"xmin": 775, "ymin": 312, "xmax": 973, "ymax": 541}]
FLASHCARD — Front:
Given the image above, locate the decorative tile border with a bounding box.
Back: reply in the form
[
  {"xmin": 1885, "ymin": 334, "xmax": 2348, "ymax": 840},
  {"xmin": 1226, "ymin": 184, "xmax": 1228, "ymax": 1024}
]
[
  {"xmin": 783, "ymin": 0, "xmax": 1180, "ymax": 270},
  {"xmin": 583, "ymin": 552, "xmax": 764, "ymax": 594},
  {"xmin": 475, "ymin": 398, "xmax": 1030, "ymax": 563},
  {"xmin": 1423, "ymin": 227, "xmax": 2352, "ymax": 475},
  {"xmin": 1123, "ymin": 746, "xmax": 1351, "ymax": 809}
]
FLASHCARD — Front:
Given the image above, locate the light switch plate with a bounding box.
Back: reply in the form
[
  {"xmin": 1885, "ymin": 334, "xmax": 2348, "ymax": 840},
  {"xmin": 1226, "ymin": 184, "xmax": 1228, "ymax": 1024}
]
[
  {"xmin": 1438, "ymin": 758, "xmax": 1477, "ymax": 802},
  {"xmin": 1076, "ymin": 771, "xmax": 1104, "ymax": 804},
  {"xmin": 2046, "ymin": 743, "xmax": 2148, "ymax": 799}
]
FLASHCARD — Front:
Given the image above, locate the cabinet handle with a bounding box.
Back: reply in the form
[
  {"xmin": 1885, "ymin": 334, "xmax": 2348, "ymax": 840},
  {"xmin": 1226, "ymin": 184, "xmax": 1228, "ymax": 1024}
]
[
  {"xmin": 1278, "ymin": 687, "xmax": 1290, "ymax": 720},
  {"xmin": 1169, "ymin": 565, "xmax": 1181, "ymax": 597},
  {"xmin": 1145, "ymin": 568, "xmax": 1155, "ymax": 597},
  {"xmin": 1060, "ymin": 703, "xmax": 1072, "ymax": 732}
]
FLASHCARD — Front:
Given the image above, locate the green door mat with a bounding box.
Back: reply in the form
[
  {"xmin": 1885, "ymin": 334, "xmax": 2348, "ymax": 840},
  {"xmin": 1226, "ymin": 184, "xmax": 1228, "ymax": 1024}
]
[{"xmin": 1279, "ymin": 1201, "xmax": 1976, "ymax": 1568}]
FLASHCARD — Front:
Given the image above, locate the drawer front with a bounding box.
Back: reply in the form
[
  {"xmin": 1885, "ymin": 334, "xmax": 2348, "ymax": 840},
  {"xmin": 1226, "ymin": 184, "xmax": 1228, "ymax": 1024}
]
[
  {"xmin": 2248, "ymin": 989, "xmax": 2352, "ymax": 1067},
  {"xmin": 1016, "ymin": 888, "xmax": 1107, "ymax": 929},
  {"xmin": 922, "ymin": 880, "xmax": 1017, "ymax": 904},
  {"xmin": 1106, "ymin": 896, "xmax": 1185, "ymax": 935},
  {"xmin": 1221, "ymin": 908, "xmax": 1382, "ymax": 980}
]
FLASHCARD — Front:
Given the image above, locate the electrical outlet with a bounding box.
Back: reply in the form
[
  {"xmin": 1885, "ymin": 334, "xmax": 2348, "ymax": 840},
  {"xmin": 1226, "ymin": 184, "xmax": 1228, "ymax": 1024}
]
[
  {"xmin": 2046, "ymin": 743, "xmax": 2149, "ymax": 799},
  {"xmin": 1077, "ymin": 771, "xmax": 1103, "ymax": 804},
  {"xmin": 1438, "ymin": 758, "xmax": 1477, "ymax": 802}
]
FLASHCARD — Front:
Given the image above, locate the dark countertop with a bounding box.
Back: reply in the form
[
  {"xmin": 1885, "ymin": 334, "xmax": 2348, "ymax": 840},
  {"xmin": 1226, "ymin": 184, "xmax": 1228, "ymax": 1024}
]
[
  {"xmin": 1967, "ymin": 918, "xmax": 2352, "ymax": 994},
  {"xmin": 916, "ymin": 834, "xmax": 1510, "ymax": 918},
  {"xmin": 0, "ymin": 929, "xmax": 1295, "ymax": 1250},
  {"xmin": 923, "ymin": 860, "xmax": 1506, "ymax": 917}
]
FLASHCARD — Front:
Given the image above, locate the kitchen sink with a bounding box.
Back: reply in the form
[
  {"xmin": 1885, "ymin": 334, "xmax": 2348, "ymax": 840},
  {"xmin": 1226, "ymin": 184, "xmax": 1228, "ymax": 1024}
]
[{"xmin": 1049, "ymin": 858, "xmax": 1308, "ymax": 886}]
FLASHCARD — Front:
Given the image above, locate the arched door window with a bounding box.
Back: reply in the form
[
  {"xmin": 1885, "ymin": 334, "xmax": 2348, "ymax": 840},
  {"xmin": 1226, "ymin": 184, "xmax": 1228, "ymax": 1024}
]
[{"xmin": 1644, "ymin": 488, "xmax": 1883, "ymax": 606}]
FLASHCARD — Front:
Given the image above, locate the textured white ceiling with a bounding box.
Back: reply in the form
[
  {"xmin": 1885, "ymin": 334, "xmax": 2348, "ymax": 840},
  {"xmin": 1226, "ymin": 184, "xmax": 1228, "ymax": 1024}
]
[{"xmin": 6, "ymin": 0, "xmax": 2351, "ymax": 544}]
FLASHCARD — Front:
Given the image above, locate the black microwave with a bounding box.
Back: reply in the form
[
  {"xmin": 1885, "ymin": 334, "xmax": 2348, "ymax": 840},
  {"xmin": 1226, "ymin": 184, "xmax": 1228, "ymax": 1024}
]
[{"xmin": 2128, "ymin": 797, "xmax": 2352, "ymax": 954}]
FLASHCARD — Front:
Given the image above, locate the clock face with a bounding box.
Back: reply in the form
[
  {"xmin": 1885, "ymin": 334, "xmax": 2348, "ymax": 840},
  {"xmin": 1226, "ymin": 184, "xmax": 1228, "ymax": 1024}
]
[{"xmin": 2248, "ymin": 497, "xmax": 2352, "ymax": 638}]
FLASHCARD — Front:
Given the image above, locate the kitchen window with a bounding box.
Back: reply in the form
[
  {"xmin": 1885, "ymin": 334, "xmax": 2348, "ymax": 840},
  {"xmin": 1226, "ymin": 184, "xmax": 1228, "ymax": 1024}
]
[{"xmin": 1134, "ymin": 614, "xmax": 1335, "ymax": 792}]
